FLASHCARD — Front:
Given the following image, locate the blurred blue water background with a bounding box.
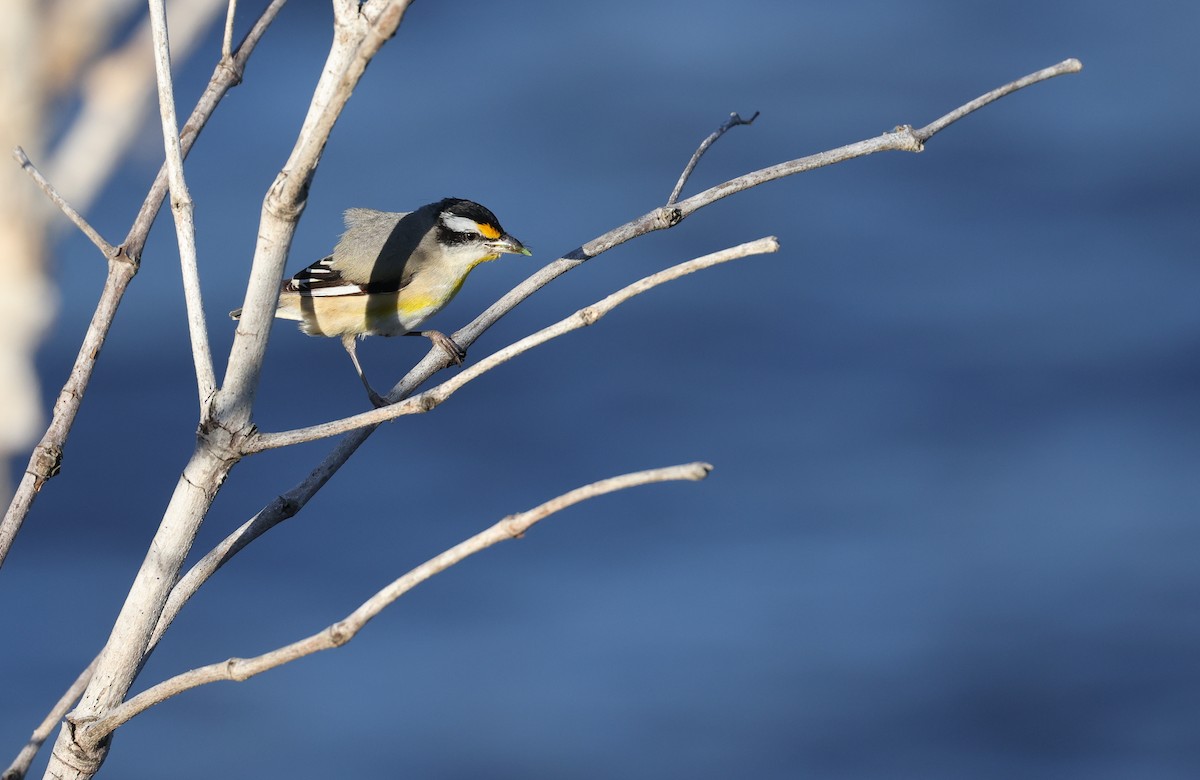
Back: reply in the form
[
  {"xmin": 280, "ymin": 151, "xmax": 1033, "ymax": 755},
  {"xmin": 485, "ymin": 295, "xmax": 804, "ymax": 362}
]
[{"xmin": 4, "ymin": 1, "xmax": 1199, "ymax": 778}]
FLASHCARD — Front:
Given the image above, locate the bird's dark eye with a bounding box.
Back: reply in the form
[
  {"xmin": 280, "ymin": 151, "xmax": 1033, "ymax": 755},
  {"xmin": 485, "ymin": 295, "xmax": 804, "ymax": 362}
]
[
  {"xmin": 437, "ymin": 223, "xmax": 478, "ymax": 246},
  {"xmin": 438, "ymin": 206, "xmax": 504, "ymax": 246}
]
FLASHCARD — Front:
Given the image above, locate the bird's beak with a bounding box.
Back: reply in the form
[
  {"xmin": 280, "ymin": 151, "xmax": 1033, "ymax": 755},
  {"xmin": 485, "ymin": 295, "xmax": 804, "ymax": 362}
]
[{"xmin": 491, "ymin": 233, "xmax": 532, "ymax": 256}]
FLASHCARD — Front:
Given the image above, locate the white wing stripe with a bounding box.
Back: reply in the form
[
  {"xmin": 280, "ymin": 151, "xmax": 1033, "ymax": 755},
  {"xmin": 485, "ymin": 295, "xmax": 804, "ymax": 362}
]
[{"xmin": 300, "ymin": 284, "xmax": 368, "ymax": 297}]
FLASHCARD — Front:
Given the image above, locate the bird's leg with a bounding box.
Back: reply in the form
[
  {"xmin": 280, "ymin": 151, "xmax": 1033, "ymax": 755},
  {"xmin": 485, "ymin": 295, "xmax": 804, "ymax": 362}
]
[
  {"xmin": 406, "ymin": 330, "xmax": 466, "ymax": 365},
  {"xmin": 341, "ymin": 334, "xmax": 389, "ymax": 408}
]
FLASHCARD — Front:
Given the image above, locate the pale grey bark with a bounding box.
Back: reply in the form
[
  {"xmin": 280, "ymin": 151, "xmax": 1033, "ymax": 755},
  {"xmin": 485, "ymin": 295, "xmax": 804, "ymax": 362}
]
[
  {"xmin": 0, "ymin": 0, "xmax": 286, "ymax": 571},
  {"xmin": 88, "ymin": 463, "xmax": 713, "ymax": 740},
  {"xmin": 148, "ymin": 0, "xmax": 217, "ymax": 410},
  {"xmin": 0, "ymin": 0, "xmax": 224, "ymax": 509},
  {"xmin": 42, "ymin": 3, "xmax": 416, "ymax": 778}
]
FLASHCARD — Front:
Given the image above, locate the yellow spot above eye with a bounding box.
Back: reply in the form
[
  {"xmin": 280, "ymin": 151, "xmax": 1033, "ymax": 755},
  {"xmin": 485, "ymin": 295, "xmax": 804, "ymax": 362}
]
[{"xmin": 477, "ymin": 222, "xmax": 501, "ymax": 240}]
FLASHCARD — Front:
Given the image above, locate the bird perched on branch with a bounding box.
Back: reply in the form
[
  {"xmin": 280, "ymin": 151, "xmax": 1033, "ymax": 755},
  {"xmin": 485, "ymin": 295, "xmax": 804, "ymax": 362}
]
[{"xmin": 232, "ymin": 197, "xmax": 530, "ymax": 407}]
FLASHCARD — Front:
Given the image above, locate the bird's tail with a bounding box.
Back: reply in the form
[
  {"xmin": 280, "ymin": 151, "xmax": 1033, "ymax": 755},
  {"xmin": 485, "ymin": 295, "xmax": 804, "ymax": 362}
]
[{"xmin": 230, "ymin": 297, "xmax": 302, "ymax": 323}]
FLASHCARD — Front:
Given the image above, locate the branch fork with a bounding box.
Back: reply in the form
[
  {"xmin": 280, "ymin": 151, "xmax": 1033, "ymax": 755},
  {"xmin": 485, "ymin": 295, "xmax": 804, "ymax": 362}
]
[{"xmin": 79, "ymin": 463, "xmax": 713, "ymax": 743}]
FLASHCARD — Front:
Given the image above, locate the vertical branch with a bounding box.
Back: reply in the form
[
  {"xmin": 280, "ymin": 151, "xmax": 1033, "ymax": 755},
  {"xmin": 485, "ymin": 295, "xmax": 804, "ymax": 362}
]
[
  {"xmin": 148, "ymin": 0, "xmax": 217, "ymax": 411},
  {"xmin": 0, "ymin": 0, "xmax": 286, "ymax": 571},
  {"xmin": 42, "ymin": 5, "xmax": 417, "ymax": 779},
  {"xmin": 222, "ymin": 0, "xmax": 237, "ymax": 60},
  {"xmin": 217, "ymin": 0, "xmax": 414, "ymax": 429}
]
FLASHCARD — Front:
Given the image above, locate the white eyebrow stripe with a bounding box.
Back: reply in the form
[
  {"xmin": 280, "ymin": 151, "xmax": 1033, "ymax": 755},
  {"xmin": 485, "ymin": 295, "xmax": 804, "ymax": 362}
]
[{"xmin": 441, "ymin": 213, "xmax": 481, "ymax": 235}]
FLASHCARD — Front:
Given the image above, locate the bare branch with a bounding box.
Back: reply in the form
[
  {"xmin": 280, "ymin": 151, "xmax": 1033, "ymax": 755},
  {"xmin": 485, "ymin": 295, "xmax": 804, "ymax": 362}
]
[
  {"xmin": 222, "ymin": 0, "xmax": 237, "ymax": 60},
  {"xmin": 126, "ymin": 0, "xmax": 288, "ymax": 257},
  {"xmin": 83, "ymin": 463, "xmax": 714, "ymax": 743},
  {"xmin": 10, "ymin": 146, "xmax": 114, "ymax": 258},
  {"xmin": 159, "ymin": 58, "xmax": 1084, "ymax": 603},
  {"xmin": 332, "ymin": 0, "xmax": 357, "ymax": 24},
  {"xmin": 2, "ymin": 5, "xmax": 286, "ymax": 772},
  {"xmin": 217, "ymin": 0, "xmax": 414, "ymax": 431},
  {"xmin": 0, "ymin": 0, "xmax": 286, "ymax": 570},
  {"xmin": 246, "ymin": 237, "xmax": 780, "ymax": 452},
  {"xmin": 134, "ymin": 58, "xmax": 1082, "ymax": 609},
  {"xmin": 915, "ymin": 58, "xmax": 1082, "ymax": 141},
  {"xmin": 148, "ymin": 0, "xmax": 217, "ymax": 409},
  {"xmin": 45, "ymin": 4, "xmax": 418, "ymax": 777},
  {"xmin": 672, "ymin": 59, "xmax": 1084, "ymax": 216},
  {"xmin": 667, "ymin": 110, "xmax": 759, "ymax": 206}
]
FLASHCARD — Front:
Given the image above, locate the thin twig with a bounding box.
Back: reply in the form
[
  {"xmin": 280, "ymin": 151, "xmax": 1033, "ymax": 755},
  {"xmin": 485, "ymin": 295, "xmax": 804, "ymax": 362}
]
[
  {"xmin": 915, "ymin": 58, "xmax": 1082, "ymax": 141},
  {"xmin": 10, "ymin": 147, "xmax": 115, "ymax": 258},
  {"xmin": 222, "ymin": 0, "xmax": 237, "ymax": 60},
  {"xmin": 670, "ymin": 59, "xmax": 1083, "ymax": 227},
  {"xmin": 246, "ymin": 237, "xmax": 780, "ymax": 452},
  {"xmin": 667, "ymin": 111, "xmax": 759, "ymax": 206},
  {"xmin": 83, "ymin": 463, "xmax": 713, "ymax": 744},
  {"xmin": 127, "ymin": 0, "xmax": 288, "ymax": 255},
  {"xmin": 148, "ymin": 0, "xmax": 218, "ymax": 409}
]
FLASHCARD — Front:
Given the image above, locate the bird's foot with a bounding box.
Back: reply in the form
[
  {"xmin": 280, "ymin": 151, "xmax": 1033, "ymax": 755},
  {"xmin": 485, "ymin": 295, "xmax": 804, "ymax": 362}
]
[{"xmin": 410, "ymin": 330, "xmax": 466, "ymax": 365}]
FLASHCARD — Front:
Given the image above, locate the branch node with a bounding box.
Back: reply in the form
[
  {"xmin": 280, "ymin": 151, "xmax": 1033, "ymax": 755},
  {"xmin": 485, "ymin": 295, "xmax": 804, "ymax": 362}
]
[
  {"xmin": 501, "ymin": 515, "xmax": 525, "ymax": 539},
  {"xmin": 577, "ymin": 306, "xmax": 601, "ymax": 326},
  {"xmin": 264, "ymin": 171, "xmax": 309, "ymax": 221},
  {"xmin": 112, "ymin": 244, "xmax": 140, "ymax": 271},
  {"xmin": 29, "ymin": 444, "xmax": 63, "ymax": 483},
  {"xmin": 329, "ymin": 621, "xmax": 352, "ymax": 647},
  {"xmin": 53, "ymin": 717, "xmax": 108, "ymax": 774},
  {"xmin": 655, "ymin": 206, "xmax": 684, "ymax": 229},
  {"xmin": 889, "ymin": 125, "xmax": 924, "ymax": 152},
  {"xmin": 274, "ymin": 492, "xmax": 301, "ymax": 520},
  {"xmin": 218, "ymin": 55, "xmax": 244, "ymax": 86},
  {"xmin": 196, "ymin": 417, "xmax": 251, "ymax": 470},
  {"xmin": 667, "ymin": 110, "xmax": 761, "ymax": 205}
]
